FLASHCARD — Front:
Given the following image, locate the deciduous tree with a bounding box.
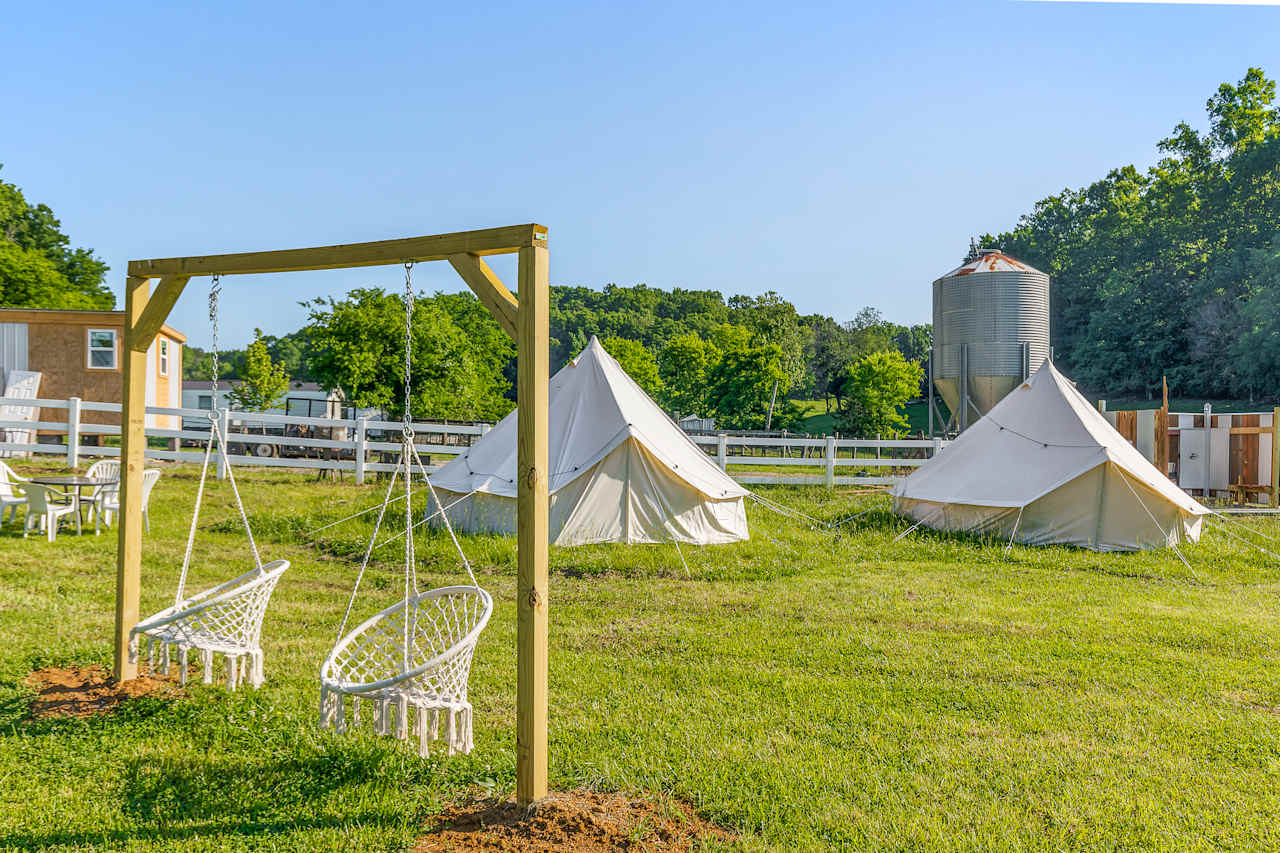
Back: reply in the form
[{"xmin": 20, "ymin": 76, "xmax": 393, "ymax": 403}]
[
  {"xmin": 835, "ymin": 350, "xmax": 924, "ymax": 438},
  {"xmin": 226, "ymin": 328, "xmax": 290, "ymax": 412}
]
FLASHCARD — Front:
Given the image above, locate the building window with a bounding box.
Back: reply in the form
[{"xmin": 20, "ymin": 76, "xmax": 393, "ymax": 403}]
[
  {"xmin": 159, "ymin": 339, "xmax": 169, "ymax": 376},
  {"xmin": 87, "ymin": 329, "xmax": 117, "ymax": 370},
  {"xmin": 197, "ymin": 395, "xmax": 213, "ymax": 410}
]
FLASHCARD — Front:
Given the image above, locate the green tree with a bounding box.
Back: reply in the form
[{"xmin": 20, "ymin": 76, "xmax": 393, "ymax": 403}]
[
  {"xmin": 304, "ymin": 288, "xmax": 513, "ymax": 421},
  {"xmin": 225, "ymin": 328, "xmax": 290, "ymax": 412},
  {"xmin": 0, "ymin": 242, "xmax": 102, "ymax": 309},
  {"xmin": 728, "ymin": 291, "xmax": 809, "ymax": 392},
  {"xmin": 1208, "ymin": 67, "xmax": 1280, "ymax": 152},
  {"xmin": 706, "ymin": 335, "xmax": 787, "ymax": 430},
  {"xmin": 0, "ymin": 168, "xmax": 112, "ymax": 308},
  {"xmin": 804, "ymin": 315, "xmax": 857, "ymax": 413},
  {"xmin": 991, "ymin": 68, "xmax": 1280, "ymax": 399},
  {"xmin": 601, "ymin": 335, "xmax": 663, "ymax": 399},
  {"xmin": 835, "ymin": 350, "xmax": 924, "ymax": 438},
  {"xmin": 658, "ymin": 332, "xmax": 719, "ymax": 417}
]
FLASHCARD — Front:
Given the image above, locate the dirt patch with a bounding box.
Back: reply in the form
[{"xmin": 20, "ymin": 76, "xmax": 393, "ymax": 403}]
[
  {"xmin": 24, "ymin": 664, "xmax": 186, "ymax": 719},
  {"xmin": 418, "ymin": 789, "xmax": 734, "ymax": 852}
]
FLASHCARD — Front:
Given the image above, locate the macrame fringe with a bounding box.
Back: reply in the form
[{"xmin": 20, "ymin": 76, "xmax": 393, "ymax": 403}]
[
  {"xmin": 317, "ymin": 688, "xmax": 474, "ymax": 758},
  {"xmin": 129, "ymin": 636, "xmax": 263, "ymax": 691}
]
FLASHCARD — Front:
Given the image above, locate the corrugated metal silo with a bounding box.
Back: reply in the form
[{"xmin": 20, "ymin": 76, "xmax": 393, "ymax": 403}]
[{"xmin": 932, "ymin": 250, "xmax": 1050, "ymax": 430}]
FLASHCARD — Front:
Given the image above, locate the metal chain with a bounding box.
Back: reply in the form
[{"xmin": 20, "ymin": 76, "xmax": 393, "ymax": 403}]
[
  {"xmin": 208, "ymin": 275, "xmax": 222, "ymax": 401},
  {"xmin": 401, "ymin": 261, "xmax": 416, "ymax": 672},
  {"xmin": 402, "ymin": 262, "xmax": 414, "ymax": 439}
]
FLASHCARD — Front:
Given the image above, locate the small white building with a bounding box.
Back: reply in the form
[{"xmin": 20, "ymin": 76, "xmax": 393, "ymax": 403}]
[
  {"xmin": 181, "ymin": 380, "xmax": 347, "ymax": 427},
  {"xmin": 678, "ymin": 414, "xmax": 716, "ymax": 433}
]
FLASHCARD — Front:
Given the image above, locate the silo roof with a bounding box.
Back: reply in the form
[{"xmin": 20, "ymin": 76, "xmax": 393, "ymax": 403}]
[{"xmin": 939, "ymin": 253, "xmax": 1045, "ymax": 278}]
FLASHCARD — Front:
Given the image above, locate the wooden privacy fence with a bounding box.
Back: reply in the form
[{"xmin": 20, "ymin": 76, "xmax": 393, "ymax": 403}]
[{"xmin": 0, "ymin": 395, "xmax": 946, "ymax": 488}]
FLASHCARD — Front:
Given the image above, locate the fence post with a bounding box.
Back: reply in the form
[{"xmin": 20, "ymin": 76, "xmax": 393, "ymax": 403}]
[
  {"xmin": 932, "ymin": 436, "xmax": 942, "ymax": 458},
  {"xmin": 1203, "ymin": 402, "xmax": 1212, "ymax": 499},
  {"xmin": 354, "ymin": 416, "xmax": 368, "ymax": 485},
  {"xmin": 824, "ymin": 435, "xmax": 836, "ymax": 488},
  {"xmin": 67, "ymin": 396, "xmax": 81, "ymax": 468},
  {"xmin": 217, "ymin": 408, "xmax": 230, "ymax": 480},
  {"xmin": 716, "ymin": 433, "xmax": 727, "ymax": 470}
]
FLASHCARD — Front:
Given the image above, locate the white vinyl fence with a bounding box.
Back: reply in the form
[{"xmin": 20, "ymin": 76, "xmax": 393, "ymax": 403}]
[
  {"xmin": 691, "ymin": 434, "xmax": 947, "ymax": 486},
  {"xmin": 0, "ymin": 396, "xmax": 946, "ymax": 488},
  {"xmin": 0, "ymin": 396, "xmax": 487, "ymax": 484}
]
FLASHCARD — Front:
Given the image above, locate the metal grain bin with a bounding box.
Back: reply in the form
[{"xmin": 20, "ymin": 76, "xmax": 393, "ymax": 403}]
[{"xmin": 932, "ymin": 251, "xmax": 1050, "ymax": 429}]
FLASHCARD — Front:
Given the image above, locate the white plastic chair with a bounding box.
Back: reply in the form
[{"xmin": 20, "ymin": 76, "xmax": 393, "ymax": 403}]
[
  {"xmin": 94, "ymin": 469, "xmax": 160, "ymax": 534},
  {"xmin": 131, "ymin": 560, "xmax": 290, "ymax": 690},
  {"xmin": 23, "ymin": 483, "xmax": 80, "ymax": 542},
  {"xmin": 84, "ymin": 460, "xmax": 120, "ymax": 528},
  {"xmin": 0, "ymin": 461, "xmax": 26, "ymax": 525}
]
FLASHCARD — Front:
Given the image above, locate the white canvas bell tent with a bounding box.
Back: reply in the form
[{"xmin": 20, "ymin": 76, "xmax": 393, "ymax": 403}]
[
  {"xmin": 430, "ymin": 337, "xmax": 749, "ymax": 546},
  {"xmin": 893, "ymin": 360, "xmax": 1207, "ymax": 551}
]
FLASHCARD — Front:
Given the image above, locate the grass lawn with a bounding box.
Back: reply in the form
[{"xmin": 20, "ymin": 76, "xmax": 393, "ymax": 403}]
[
  {"xmin": 2, "ymin": 461, "xmax": 1280, "ymax": 850},
  {"xmin": 794, "ymin": 400, "xmax": 938, "ymax": 437}
]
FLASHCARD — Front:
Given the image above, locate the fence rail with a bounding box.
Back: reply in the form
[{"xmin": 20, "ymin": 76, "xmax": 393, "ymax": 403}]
[{"xmin": 0, "ymin": 395, "xmax": 947, "ymax": 487}]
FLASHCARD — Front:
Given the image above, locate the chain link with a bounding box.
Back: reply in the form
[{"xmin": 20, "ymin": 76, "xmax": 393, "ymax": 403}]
[
  {"xmin": 402, "ymin": 262, "xmax": 415, "ymax": 440},
  {"xmin": 208, "ymin": 274, "xmax": 222, "ymax": 419}
]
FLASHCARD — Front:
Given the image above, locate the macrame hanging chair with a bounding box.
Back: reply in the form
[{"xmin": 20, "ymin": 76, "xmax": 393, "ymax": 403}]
[
  {"xmin": 130, "ymin": 275, "xmax": 289, "ymax": 690},
  {"xmin": 319, "ymin": 262, "xmax": 492, "ymax": 759}
]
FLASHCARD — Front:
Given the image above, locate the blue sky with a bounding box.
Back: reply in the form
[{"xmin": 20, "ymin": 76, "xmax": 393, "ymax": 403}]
[{"xmin": 6, "ymin": 0, "xmax": 1279, "ymax": 347}]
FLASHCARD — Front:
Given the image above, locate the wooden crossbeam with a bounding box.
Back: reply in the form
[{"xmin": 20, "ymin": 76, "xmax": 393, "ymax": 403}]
[
  {"xmin": 129, "ymin": 275, "xmax": 190, "ymax": 350},
  {"xmin": 448, "ymin": 254, "xmax": 518, "ymax": 342},
  {"xmin": 128, "ymin": 224, "xmax": 547, "ymax": 277}
]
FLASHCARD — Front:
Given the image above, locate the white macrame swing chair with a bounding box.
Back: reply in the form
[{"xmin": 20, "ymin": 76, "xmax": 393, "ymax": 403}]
[
  {"xmin": 319, "ymin": 262, "xmax": 492, "ymax": 759},
  {"xmin": 130, "ymin": 276, "xmax": 289, "ymax": 690}
]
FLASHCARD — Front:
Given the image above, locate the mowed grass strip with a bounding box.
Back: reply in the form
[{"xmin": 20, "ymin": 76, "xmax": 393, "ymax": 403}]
[{"xmin": 0, "ymin": 464, "xmax": 1278, "ymax": 850}]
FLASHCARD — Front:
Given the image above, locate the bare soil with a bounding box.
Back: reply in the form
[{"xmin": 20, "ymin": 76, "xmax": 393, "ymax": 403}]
[
  {"xmin": 24, "ymin": 664, "xmax": 185, "ymax": 719},
  {"xmin": 418, "ymin": 789, "xmax": 734, "ymax": 852}
]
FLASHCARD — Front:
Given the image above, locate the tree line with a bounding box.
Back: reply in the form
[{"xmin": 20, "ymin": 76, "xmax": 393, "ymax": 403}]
[
  {"xmin": 989, "ymin": 68, "xmax": 1280, "ymax": 401},
  {"xmin": 185, "ymin": 285, "xmax": 930, "ymax": 433}
]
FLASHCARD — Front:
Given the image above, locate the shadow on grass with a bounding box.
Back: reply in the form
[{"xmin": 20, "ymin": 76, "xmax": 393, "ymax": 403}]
[
  {"xmin": 118, "ymin": 749, "xmax": 388, "ymax": 823},
  {"xmin": 1, "ymin": 747, "xmax": 415, "ymax": 850},
  {"xmin": 0, "ymin": 686, "xmax": 179, "ymax": 734},
  {"xmin": 0, "ymin": 812, "xmax": 402, "ymax": 851}
]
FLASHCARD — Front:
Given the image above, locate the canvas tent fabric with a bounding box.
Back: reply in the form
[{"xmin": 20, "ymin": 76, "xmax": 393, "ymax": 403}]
[
  {"xmin": 430, "ymin": 337, "xmax": 749, "ymax": 546},
  {"xmin": 893, "ymin": 360, "xmax": 1207, "ymax": 551}
]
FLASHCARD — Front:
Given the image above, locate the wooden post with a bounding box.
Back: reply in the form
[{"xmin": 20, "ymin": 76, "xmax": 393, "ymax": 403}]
[
  {"xmin": 113, "ymin": 275, "xmax": 151, "ymax": 681},
  {"xmin": 66, "ymin": 396, "xmax": 81, "ymax": 468},
  {"xmin": 716, "ymin": 433, "xmax": 727, "ymax": 470},
  {"xmin": 1272, "ymin": 406, "xmax": 1279, "ymax": 508},
  {"xmin": 516, "ymin": 242, "xmax": 549, "ymax": 807},
  {"xmin": 1204, "ymin": 403, "xmax": 1213, "ymax": 499}
]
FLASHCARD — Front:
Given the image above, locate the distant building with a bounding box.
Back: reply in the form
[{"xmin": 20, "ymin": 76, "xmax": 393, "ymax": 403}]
[
  {"xmin": 678, "ymin": 414, "xmax": 716, "ymax": 433},
  {"xmin": 181, "ymin": 380, "xmax": 349, "ymax": 427},
  {"xmin": 0, "ymin": 308, "xmax": 185, "ymax": 433}
]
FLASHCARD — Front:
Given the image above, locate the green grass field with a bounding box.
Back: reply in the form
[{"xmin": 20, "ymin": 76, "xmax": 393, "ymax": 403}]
[
  {"xmin": 794, "ymin": 400, "xmax": 935, "ymax": 437},
  {"xmin": 2, "ymin": 461, "xmax": 1280, "ymax": 850}
]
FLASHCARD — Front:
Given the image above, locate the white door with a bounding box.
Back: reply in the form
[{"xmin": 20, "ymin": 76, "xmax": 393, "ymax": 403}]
[
  {"xmin": 0, "ymin": 370, "xmax": 42, "ymax": 458},
  {"xmin": 1179, "ymin": 428, "xmax": 1207, "ymax": 491}
]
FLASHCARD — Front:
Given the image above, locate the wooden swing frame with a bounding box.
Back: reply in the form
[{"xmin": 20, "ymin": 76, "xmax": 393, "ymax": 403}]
[{"xmin": 115, "ymin": 223, "xmax": 550, "ymax": 804}]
